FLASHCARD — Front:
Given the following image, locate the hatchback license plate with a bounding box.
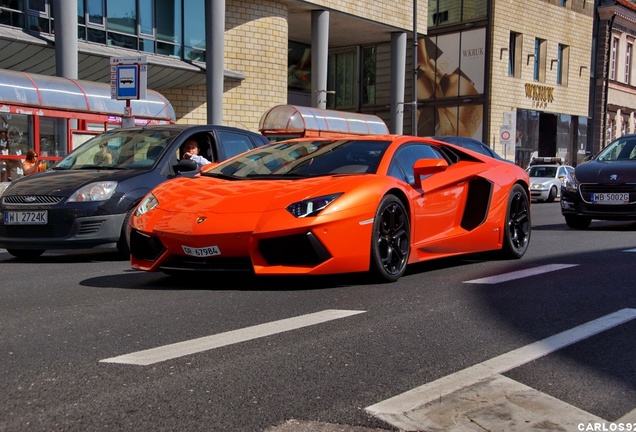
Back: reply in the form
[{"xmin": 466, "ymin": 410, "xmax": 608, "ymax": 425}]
[
  {"xmin": 592, "ymin": 192, "xmax": 629, "ymax": 204},
  {"xmin": 182, "ymin": 245, "xmax": 221, "ymax": 257},
  {"xmin": 4, "ymin": 210, "xmax": 48, "ymax": 225}
]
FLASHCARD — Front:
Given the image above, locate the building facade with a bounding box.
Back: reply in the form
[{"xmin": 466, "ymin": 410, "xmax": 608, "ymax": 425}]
[
  {"xmin": 593, "ymin": 0, "xmax": 636, "ymax": 155},
  {"xmin": 0, "ymin": 0, "xmax": 628, "ymax": 172}
]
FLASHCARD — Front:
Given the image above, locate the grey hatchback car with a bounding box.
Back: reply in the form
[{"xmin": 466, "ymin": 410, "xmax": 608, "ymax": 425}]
[{"xmin": 0, "ymin": 124, "xmax": 268, "ymax": 259}]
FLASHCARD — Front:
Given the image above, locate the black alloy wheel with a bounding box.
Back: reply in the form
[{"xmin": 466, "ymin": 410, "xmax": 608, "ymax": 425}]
[
  {"xmin": 501, "ymin": 184, "xmax": 531, "ymax": 259},
  {"xmin": 370, "ymin": 194, "xmax": 410, "ymax": 282}
]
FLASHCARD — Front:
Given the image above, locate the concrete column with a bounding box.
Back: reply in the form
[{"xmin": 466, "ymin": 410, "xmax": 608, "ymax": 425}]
[
  {"xmin": 311, "ymin": 10, "xmax": 329, "ymax": 109},
  {"xmin": 206, "ymin": 0, "xmax": 224, "ymax": 125},
  {"xmin": 391, "ymin": 32, "xmax": 407, "ymax": 134},
  {"xmin": 53, "ymin": 0, "xmax": 78, "ymax": 79}
]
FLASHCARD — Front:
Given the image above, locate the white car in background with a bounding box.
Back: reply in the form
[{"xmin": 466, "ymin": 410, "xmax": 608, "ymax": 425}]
[{"xmin": 527, "ymin": 157, "xmax": 574, "ymax": 203}]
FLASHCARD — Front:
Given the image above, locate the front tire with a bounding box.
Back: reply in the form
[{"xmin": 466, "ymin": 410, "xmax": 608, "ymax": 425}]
[
  {"xmin": 500, "ymin": 184, "xmax": 530, "ymax": 259},
  {"xmin": 546, "ymin": 186, "xmax": 557, "ymax": 203},
  {"xmin": 116, "ymin": 208, "xmax": 135, "ymax": 258},
  {"xmin": 370, "ymin": 194, "xmax": 410, "ymax": 282},
  {"xmin": 7, "ymin": 249, "xmax": 45, "ymax": 259}
]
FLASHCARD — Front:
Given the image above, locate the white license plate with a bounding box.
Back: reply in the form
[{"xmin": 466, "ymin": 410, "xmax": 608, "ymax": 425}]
[
  {"xmin": 182, "ymin": 245, "xmax": 221, "ymax": 257},
  {"xmin": 592, "ymin": 192, "xmax": 630, "ymax": 204},
  {"xmin": 4, "ymin": 210, "xmax": 48, "ymax": 225}
]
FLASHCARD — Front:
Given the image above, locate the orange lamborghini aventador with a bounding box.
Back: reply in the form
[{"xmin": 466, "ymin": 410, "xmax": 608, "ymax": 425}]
[{"xmin": 129, "ymin": 134, "xmax": 531, "ymax": 282}]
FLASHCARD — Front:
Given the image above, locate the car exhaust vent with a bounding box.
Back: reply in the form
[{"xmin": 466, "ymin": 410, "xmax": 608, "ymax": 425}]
[
  {"xmin": 258, "ymin": 232, "xmax": 331, "ymax": 266},
  {"xmin": 130, "ymin": 229, "xmax": 165, "ymax": 261},
  {"xmin": 77, "ymin": 220, "xmax": 105, "ymax": 235},
  {"xmin": 2, "ymin": 195, "xmax": 64, "ymax": 205},
  {"xmin": 461, "ymin": 177, "xmax": 492, "ymax": 231}
]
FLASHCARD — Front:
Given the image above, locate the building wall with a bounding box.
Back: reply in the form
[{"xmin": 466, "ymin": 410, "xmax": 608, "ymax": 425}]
[
  {"xmin": 162, "ymin": 0, "xmax": 289, "ymax": 131},
  {"xmin": 489, "ymin": 0, "xmax": 593, "ymax": 155},
  {"xmin": 302, "ymin": 0, "xmax": 427, "ymax": 34}
]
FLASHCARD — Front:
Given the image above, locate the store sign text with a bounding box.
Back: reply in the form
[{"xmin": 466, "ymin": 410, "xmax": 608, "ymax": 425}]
[{"xmin": 525, "ymin": 83, "xmax": 554, "ymax": 109}]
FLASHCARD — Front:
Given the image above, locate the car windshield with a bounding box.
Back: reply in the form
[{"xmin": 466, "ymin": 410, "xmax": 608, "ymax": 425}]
[
  {"xmin": 52, "ymin": 128, "xmax": 180, "ymax": 170},
  {"xmin": 596, "ymin": 137, "xmax": 636, "ymax": 161},
  {"xmin": 206, "ymin": 139, "xmax": 390, "ymax": 179},
  {"xmin": 528, "ymin": 166, "xmax": 557, "ymax": 178}
]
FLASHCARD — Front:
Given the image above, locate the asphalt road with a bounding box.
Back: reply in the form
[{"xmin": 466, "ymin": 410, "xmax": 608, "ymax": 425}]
[{"xmin": 1, "ymin": 202, "xmax": 635, "ymax": 431}]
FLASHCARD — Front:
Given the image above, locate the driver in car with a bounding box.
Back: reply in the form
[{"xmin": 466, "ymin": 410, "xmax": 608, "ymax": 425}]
[{"xmin": 181, "ymin": 139, "xmax": 211, "ymax": 167}]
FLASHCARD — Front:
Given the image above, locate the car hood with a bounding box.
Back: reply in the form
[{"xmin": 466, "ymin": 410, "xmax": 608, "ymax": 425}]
[
  {"xmin": 574, "ymin": 160, "xmax": 636, "ymax": 183},
  {"xmin": 2, "ymin": 169, "xmax": 143, "ymax": 197},
  {"xmin": 154, "ymin": 174, "xmax": 378, "ymax": 215}
]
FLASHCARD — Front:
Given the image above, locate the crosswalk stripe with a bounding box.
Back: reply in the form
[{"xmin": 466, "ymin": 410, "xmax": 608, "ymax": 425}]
[
  {"xmin": 365, "ymin": 308, "xmax": 636, "ymax": 431},
  {"xmin": 464, "ymin": 263, "xmax": 579, "ymax": 284},
  {"xmin": 100, "ymin": 309, "xmax": 366, "ymax": 366}
]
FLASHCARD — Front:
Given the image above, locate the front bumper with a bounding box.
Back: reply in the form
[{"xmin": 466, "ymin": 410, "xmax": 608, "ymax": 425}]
[
  {"xmin": 0, "ymin": 211, "xmax": 125, "ymax": 250},
  {"xmin": 560, "ymin": 187, "xmax": 636, "ymax": 221}
]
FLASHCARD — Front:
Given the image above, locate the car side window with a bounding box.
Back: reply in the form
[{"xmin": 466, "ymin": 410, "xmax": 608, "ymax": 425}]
[
  {"xmin": 388, "ymin": 143, "xmax": 445, "ymax": 185},
  {"xmin": 217, "ymin": 131, "xmax": 257, "ymax": 159}
]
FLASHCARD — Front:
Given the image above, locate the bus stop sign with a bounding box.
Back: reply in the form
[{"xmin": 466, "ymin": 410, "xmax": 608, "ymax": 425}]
[{"xmin": 110, "ymin": 56, "xmax": 147, "ymax": 100}]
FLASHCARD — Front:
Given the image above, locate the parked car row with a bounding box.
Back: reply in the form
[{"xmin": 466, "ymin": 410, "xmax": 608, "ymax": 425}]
[{"xmin": 25, "ymin": 107, "xmax": 636, "ymax": 281}]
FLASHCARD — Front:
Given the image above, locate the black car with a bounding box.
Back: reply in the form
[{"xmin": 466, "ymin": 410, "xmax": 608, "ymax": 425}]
[
  {"xmin": 0, "ymin": 124, "xmax": 269, "ymax": 259},
  {"xmin": 561, "ymin": 134, "xmax": 636, "ymax": 229},
  {"xmin": 433, "ymin": 136, "xmax": 508, "ymax": 161}
]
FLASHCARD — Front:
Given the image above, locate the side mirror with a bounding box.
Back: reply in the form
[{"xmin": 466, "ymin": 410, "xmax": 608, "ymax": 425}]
[
  {"xmin": 413, "ymin": 158, "xmax": 449, "ymax": 189},
  {"xmin": 173, "ymin": 159, "xmax": 198, "ymax": 174}
]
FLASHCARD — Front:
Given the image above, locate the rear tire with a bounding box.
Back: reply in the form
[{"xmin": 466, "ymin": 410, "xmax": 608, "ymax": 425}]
[
  {"xmin": 370, "ymin": 194, "xmax": 410, "ymax": 282},
  {"xmin": 500, "ymin": 184, "xmax": 531, "ymax": 259},
  {"xmin": 564, "ymin": 214, "xmax": 591, "ymax": 229},
  {"xmin": 6, "ymin": 249, "xmax": 45, "ymax": 259}
]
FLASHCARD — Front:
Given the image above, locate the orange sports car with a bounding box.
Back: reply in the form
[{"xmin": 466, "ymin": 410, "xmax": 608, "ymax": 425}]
[{"xmin": 129, "ymin": 134, "xmax": 531, "ymax": 282}]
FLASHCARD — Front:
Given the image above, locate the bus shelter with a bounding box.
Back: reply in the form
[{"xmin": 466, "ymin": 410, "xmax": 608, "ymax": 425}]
[{"xmin": 0, "ymin": 68, "xmax": 175, "ymax": 181}]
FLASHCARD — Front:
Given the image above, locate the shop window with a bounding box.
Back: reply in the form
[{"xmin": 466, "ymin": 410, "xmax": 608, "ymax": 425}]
[
  {"xmin": 0, "ymin": 113, "xmax": 34, "ymax": 180},
  {"xmin": 39, "ymin": 117, "xmax": 68, "ymax": 158},
  {"xmin": 428, "ymin": 0, "xmax": 486, "ymax": 27}
]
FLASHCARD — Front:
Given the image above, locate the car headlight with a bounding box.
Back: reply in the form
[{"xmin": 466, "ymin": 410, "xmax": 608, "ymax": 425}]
[
  {"xmin": 0, "ymin": 181, "xmax": 11, "ymax": 197},
  {"xmin": 68, "ymin": 181, "xmax": 118, "ymax": 202},
  {"xmin": 562, "ymin": 172, "xmax": 578, "ymax": 192},
  {"xmin": 135, "ymin": 193, "xmax": 159, "ymax": 216},
  {"xmin": 286, "ymin": 193, "xmax": 343, "ymax": 218}
]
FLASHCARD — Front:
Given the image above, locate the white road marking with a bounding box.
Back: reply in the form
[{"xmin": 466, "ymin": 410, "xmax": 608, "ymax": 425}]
[
  {"xmin": 366, "ymin": 308, "xmax": 636, "ymax": 431},
  {"xmin": 625, "ymin": 248, "xmax": 636, "ymax": 253},
  {"xmin": 100, "ymin": 309, "xmax": 366, "ymax": 366},
  {"xmin": 464, "ymin": 263, "xmax": 579, "ymax": 284}
]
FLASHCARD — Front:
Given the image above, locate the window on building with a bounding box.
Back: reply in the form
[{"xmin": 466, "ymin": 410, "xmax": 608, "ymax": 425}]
[
  {"xmin": 362, "ymin": 46, "xmax": 376, "ymax": 105},
  {"xmin": 557, "ymin": 44, "xmax": 569, "ymax": 86},
  {"xmin": 626, "ymin": 43, "xmax": 632, "ymax": 84},
  {"xmin": 327, "ymin": 49, "xmax": 358, "ymax": 109},
  {"xmin": 183, "ymin": 0, "xmax": 205, "ymax": 61},
  {"xmin": 26, "ymin": 0, "xmax": 51, "ymax": 32},
  {"xmin": 428, "ymin": 0, "xmax": 486, "ymax": 27},
  {"xmin": 508, "ymin": 31, "xmax": 522, "ymax": 77},
  {"xmin": 611, "ymin": 37, "xmax": 618, "ymax": 81},
  {"xmin": 534, "ymin": 38, "xmax": 546, "ymax": 82}
]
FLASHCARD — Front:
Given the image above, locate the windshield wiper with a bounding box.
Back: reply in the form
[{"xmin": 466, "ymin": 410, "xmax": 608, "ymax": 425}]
[{"xmin": 75, "ymin": 165, "xmax": 125, "ymax": 170}]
